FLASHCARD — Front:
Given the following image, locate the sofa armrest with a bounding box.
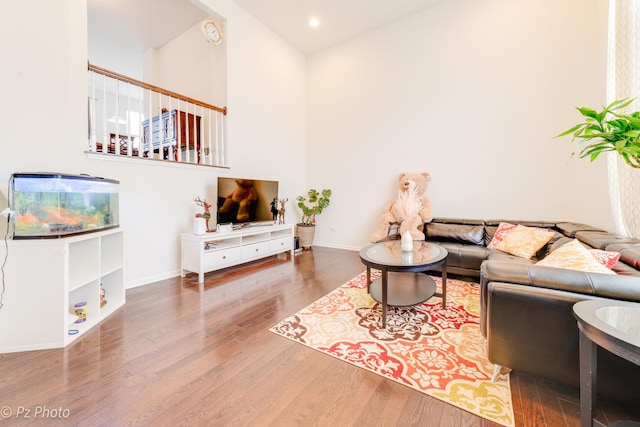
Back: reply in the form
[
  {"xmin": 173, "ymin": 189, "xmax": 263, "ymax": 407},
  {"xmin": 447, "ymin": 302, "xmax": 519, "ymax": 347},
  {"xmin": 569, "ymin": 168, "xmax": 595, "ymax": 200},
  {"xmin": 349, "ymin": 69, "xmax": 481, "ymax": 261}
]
[
  {"xmin": 484, "ymin": 281, "xmax": 640, "ymax": 404},
  {"xmin": 480, "ymin": 260, "xmax": 640, "ymax": 300},
  {"xmin": 485, "ymin": 282, "xmax": 587, "ymax": 386},
  {"xmin": 479, "ymin": 260, "xmax": 640, "ymax": 337}
]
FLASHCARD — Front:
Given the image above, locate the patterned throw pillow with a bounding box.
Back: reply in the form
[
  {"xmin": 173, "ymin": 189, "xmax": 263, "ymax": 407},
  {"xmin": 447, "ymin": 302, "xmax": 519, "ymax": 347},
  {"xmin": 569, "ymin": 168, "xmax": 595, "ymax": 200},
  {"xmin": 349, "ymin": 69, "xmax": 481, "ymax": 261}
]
[
  {"xmin": 495, "ymin": 224, "xmax": 555, "ymax": 259},
  {"xmin": 589, "ymin": 248, "xmax": 621, "ymax": 269},
  {"xmin": 487, "ymin": 222, "xmax": 517, "ymax": 249},
  {"xmin": 536, "ymin": 239, "xmax": 616, "ymax": 274}
]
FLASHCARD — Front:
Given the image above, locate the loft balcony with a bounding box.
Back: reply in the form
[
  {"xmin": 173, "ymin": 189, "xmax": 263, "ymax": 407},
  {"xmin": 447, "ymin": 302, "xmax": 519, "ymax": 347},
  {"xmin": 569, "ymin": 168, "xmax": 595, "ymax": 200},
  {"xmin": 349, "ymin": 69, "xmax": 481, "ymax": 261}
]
[{"xmin": 87, "ymin": 63, "xmax": 228, "ymax": 167}]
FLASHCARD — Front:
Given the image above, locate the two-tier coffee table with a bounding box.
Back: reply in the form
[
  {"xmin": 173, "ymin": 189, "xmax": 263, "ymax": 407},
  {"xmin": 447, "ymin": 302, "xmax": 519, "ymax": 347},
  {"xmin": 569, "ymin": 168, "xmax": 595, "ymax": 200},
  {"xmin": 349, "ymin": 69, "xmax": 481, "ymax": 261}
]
[{"xmin": 359, "ymin": 240, "xmax": 448, "ymax": 328}]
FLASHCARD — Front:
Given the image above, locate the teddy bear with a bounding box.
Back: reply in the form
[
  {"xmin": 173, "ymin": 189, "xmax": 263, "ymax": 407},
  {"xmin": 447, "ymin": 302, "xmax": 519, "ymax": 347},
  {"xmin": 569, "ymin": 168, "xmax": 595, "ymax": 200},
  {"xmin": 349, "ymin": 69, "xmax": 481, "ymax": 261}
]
[
  {"xmin": 369, "ymin": 172, "xmax": 434, "ymax": 243},
  {"xmin": 218, "ymin": 179, "xmax": 258, "ymax": 222}
]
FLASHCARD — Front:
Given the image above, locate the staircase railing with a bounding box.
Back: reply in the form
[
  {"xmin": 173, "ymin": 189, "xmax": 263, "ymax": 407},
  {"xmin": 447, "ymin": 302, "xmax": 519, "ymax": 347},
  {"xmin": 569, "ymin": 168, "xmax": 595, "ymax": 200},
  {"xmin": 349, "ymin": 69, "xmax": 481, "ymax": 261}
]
[{"xmin": 87, "ymin": 62, "xmax": 228, "ymax": 167}]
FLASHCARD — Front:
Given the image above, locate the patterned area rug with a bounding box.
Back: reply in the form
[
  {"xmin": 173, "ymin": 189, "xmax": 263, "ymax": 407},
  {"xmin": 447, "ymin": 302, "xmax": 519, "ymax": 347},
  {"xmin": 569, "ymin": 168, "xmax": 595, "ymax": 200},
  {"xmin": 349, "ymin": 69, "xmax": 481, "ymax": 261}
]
[{"xmin": 270, "ymin": 271, "xmax": 515, "ymax": 427}]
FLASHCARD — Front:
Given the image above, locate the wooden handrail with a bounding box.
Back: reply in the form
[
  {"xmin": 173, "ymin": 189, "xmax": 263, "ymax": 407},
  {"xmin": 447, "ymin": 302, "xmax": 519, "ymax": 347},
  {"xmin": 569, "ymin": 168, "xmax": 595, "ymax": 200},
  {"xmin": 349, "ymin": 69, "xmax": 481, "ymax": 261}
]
[{"xmin": 88, "ymin": 62, "xmax": 227, "ymax": 115}]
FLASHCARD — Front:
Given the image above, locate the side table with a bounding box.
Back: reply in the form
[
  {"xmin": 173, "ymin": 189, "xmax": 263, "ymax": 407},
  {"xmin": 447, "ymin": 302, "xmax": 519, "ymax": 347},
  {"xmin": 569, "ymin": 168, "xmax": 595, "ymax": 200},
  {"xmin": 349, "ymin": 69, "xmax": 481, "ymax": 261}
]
[{"xmin": 573, "ymin": 299, "xmax": 640, "ymax": 427}]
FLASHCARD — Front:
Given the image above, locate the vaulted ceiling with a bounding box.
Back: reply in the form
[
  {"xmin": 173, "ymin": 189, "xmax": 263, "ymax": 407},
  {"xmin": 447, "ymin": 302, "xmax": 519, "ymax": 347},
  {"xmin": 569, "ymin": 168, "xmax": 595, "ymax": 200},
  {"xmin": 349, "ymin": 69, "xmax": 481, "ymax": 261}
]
[
  {"xmin": 232, "ymin": 0, "xmax": 444, "ymax": 54},
  {"xmin": 88, "ymin": 0, "xmax": 444, "ymax": 57}
]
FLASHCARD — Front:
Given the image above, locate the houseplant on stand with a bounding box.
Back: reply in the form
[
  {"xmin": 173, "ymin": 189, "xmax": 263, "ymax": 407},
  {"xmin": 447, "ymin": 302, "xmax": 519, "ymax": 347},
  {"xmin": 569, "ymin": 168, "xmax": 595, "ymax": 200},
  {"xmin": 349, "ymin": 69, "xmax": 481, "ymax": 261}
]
[{"xmin": 296, "ymin": 189, "xmax": 332, "ymax": 249}]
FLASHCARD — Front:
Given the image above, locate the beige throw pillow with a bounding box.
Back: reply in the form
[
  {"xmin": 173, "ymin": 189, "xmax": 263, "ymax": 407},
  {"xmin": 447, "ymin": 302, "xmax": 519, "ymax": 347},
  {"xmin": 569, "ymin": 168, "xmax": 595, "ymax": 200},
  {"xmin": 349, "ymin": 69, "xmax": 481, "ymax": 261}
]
[
  {"xmin": 495, "ymin": 224, "xmax": 555, "ymax": 259},
  {"xmin": 536, "ymin": 239, "xmax": 616, "ymax": 275}
]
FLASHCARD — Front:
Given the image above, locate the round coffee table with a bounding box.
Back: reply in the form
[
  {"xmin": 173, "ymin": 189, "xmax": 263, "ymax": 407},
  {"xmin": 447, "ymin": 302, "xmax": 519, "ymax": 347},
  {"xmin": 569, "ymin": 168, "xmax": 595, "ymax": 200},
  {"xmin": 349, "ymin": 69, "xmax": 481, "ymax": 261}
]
[{"xmin": 359, "ymin": 240, "xmax": 448, "ymax": 328}]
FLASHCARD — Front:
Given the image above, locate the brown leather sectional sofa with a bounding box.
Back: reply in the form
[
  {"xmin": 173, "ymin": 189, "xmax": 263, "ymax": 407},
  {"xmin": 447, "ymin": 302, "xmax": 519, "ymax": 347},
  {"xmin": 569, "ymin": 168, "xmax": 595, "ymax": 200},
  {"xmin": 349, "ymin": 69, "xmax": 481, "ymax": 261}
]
[{"xmin": 424, "ymin": 218, "xmax": 640, "ymax": 405}]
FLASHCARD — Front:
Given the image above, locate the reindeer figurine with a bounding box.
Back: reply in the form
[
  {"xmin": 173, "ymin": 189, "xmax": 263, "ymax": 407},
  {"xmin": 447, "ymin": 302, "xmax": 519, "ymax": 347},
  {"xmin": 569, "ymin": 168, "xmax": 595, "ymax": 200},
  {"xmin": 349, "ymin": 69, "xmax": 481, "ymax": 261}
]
[
  {"xmin": 194, "ymin": 197, "xmax": 212, "ymax": 232},
  {"xmin": 270, "ymin": 197, "xmax": 279, "ymax": 222},
  {"xmin": 277, "ymin": 198, "xmax": 288, "ymax": 224}
]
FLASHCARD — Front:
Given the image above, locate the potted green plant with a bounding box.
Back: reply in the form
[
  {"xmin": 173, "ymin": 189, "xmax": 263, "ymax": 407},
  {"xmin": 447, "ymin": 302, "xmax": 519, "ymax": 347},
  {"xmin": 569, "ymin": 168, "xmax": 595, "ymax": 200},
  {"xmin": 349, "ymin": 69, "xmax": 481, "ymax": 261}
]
[
  {"xmin": 296, "ymin": 189, "xmax": 332, "ymax": 248},
  {"xmin": 556, "ymin": 98, "xmax": 640, "ymax": 168}
]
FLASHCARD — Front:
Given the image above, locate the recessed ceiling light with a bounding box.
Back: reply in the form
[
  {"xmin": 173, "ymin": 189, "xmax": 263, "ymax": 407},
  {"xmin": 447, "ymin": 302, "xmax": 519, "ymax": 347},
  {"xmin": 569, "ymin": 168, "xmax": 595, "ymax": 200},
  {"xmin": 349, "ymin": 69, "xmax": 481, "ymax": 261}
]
[{"xmin": 309, "ymin": 17, "xmax": 319, "ymax": 28}]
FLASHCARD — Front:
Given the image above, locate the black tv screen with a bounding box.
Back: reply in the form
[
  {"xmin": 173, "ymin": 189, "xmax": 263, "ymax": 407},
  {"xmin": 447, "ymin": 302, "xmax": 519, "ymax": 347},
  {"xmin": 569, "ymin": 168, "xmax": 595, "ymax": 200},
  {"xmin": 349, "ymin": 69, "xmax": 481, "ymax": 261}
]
[{"xmin": 217, "ymin": 177, "xmax": 279, "ymax": 225}]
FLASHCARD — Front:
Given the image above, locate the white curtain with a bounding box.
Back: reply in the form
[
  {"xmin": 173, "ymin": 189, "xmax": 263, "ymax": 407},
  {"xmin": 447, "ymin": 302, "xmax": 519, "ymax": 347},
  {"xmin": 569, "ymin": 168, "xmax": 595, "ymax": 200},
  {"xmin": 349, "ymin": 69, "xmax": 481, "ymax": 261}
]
[{"xmin": 607, "ymin": 0, "xmax": 640, "ymax": 238}]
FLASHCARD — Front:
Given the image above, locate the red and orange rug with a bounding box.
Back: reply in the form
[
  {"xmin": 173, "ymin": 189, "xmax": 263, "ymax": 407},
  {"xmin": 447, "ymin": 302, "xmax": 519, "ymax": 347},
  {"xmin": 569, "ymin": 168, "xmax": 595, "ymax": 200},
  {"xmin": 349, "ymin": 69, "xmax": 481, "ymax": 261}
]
[{"xmin": 270, "ymin": 271, "xmax": 515, "ymax": 427}]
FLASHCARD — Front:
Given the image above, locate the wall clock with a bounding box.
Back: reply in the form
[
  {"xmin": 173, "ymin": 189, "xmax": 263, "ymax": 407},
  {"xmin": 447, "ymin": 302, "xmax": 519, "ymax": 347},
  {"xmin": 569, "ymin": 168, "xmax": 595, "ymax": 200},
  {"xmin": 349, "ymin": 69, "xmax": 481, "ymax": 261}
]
[{"xmin": 202, "ymin": 17, "xmax": 223, "ymax": 45}]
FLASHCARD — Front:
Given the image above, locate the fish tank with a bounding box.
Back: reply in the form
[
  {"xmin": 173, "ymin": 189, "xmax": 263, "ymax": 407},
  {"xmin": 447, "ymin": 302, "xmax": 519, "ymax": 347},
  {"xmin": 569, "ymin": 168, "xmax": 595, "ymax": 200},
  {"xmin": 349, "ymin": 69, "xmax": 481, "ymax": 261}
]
[{"xmin": 9, "ymin": 173, "xmax": 120, "ymax": 239}]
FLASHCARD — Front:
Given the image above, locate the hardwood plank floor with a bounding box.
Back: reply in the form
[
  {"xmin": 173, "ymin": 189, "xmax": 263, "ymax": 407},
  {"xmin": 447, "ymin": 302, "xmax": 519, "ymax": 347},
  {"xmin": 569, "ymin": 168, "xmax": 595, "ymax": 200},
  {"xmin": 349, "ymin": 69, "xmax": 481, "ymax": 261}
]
[{"xmin": 1, "ymin": 247, "xmax": 639, "ymax": 426}]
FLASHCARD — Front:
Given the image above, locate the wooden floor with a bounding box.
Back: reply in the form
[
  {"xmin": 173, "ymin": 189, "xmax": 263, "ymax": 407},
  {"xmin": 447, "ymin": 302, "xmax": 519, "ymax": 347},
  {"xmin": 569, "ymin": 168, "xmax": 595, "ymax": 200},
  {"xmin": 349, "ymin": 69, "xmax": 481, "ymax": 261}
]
[{"xmin": 1, "ymin": 247, "xmax": 639, "ymax": 426}]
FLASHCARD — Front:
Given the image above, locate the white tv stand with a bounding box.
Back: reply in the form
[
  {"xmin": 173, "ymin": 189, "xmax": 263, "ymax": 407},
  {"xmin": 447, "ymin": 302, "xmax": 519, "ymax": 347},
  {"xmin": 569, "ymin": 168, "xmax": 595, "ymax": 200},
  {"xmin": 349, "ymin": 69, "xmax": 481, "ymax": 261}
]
[{"xmin": 181, "ymin": 223, "xmax": 294, "ymax": 283}]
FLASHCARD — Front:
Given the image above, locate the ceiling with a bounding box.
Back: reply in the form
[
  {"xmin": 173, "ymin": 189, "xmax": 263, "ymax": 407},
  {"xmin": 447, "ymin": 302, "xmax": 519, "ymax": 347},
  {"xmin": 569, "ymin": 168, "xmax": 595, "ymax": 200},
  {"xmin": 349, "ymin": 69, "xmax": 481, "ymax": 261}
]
[
  {"xmin": 233, "ymin": 0, "xmax": 444, "ymax": 55},
  {"xmin": 87, "ymin": 0, "xmax": 208, "ymax": 56},
  {"xmin": 88, "ymin": 0, "xmax": 443, "ymax": 57}
]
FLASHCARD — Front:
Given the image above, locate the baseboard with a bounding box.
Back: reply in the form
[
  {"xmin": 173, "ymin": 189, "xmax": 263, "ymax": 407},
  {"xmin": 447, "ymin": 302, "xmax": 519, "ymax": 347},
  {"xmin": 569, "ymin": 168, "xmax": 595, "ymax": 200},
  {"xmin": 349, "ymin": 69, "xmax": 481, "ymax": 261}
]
[
  {"xmin": 311, "ymin": 242, "xmax": 360, "ymax": 252},
  {"xmin": 125, "ymin": 270, "xmax": 181, "ymax": 289}
]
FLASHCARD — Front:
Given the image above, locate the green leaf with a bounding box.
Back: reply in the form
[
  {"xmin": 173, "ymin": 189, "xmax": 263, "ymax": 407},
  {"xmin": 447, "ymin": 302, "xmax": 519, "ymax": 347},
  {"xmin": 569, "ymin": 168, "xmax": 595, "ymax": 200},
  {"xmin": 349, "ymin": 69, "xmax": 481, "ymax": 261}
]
[
  {"xmin": 610, "ymin": 97, "xmax": 634, "ymax": 110},
  {"xmin": 556, "ymin": 124, "xmax": 583, "ymax": 137},
  {"xmin": 608, "ymin": 119, "xmax": 627, "ymax": 130},
  {"xmin": 577, "ymin": 107, "xmax": 598, "ymax": 118},
  {"xmin": 580, "ymin": 143, "xmax": 613, "ymax": 158}
]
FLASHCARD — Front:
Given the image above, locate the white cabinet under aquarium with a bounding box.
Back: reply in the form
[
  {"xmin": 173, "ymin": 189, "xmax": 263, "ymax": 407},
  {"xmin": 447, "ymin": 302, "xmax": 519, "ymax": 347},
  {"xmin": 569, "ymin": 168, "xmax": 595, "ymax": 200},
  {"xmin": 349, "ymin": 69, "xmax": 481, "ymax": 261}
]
[{"xmin": 0, "ymin": 229, "xmax": 125, "ymax": 353}]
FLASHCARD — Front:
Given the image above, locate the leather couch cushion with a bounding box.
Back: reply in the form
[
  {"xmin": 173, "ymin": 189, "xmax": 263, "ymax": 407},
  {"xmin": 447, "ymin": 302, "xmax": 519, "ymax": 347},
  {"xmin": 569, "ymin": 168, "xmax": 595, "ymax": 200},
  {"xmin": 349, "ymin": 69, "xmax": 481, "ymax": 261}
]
[
  {"xmin": 426, "ymin": 222, "xmax": 485, "ymax": 246},
  {"xmin": 487, "ymin": 251, "xmax": 535, "ymax": 264},
  {"xmin": 436, "ymin": 242, "xmax": 491, "ymax": 270},
  {"xmin": 555, "ymin": 222, "xmax": 607, "ymax": 237},
  {"xmin": 432, "ymin": 218, "xmax": 485, "ymax": 226},
  {"xmin": 612, "ymin": 261, "xmax": 640, "ymax": 277},
  {"xmin": 548, "ymin": 236, "xmax": 573, "ymax": 252},
  {"xmin": 575, "ymin": 230, "xmax": 640, "ymax": 250},
  {"xmin": 537, "ymin": 230, "xmax": 565, "ymax": 258},
  {"xmin": 615, "ymin": 245, "xmax": 640, "ymax": 270}
]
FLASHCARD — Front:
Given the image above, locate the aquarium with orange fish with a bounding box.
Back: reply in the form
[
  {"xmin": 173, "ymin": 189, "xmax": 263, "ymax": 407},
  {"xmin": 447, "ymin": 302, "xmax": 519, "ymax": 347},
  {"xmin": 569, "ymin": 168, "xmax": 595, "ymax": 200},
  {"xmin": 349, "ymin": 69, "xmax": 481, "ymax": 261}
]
[{"xmin": 9, "ymin": 173, "xmax": 119, "ymax": 239}]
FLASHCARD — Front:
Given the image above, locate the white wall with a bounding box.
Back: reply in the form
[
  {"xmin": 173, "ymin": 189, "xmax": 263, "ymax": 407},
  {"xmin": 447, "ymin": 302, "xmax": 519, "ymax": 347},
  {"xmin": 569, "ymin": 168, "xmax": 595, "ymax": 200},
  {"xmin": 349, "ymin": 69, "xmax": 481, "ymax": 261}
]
[
  {"xmin": 145, "ymin": 21, "xmax": 227, "ymax": 107},
  {"xmin": 0, "ymin": 0, "xmax": 306, "ymax": 288},
  {"xmin": 306, "ymin": 0, "xmax": 612, "ymax": 250}
]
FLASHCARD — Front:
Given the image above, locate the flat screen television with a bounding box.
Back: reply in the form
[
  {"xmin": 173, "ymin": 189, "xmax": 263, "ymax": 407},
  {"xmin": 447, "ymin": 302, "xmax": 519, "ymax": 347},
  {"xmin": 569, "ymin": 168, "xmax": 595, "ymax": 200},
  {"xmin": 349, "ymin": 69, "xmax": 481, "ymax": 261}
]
[{"xmin": 217, "ymin": 177, "xmax": 279, "ymax": 226}]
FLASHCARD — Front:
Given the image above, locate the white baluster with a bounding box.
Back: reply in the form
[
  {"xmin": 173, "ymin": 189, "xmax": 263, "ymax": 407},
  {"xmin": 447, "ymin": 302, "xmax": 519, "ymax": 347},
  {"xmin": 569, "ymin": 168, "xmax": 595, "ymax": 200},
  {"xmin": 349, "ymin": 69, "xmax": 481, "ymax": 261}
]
[
  {"xmin": 207, "ymin": 108, "xmax": 213, "ymax": 166},
  {"xmin": 199, "ymin": 104, "xmax": 205, "ymax": 165},
  {"xmin": 125, "ymin": 81, "xmax": 131, "ymax": 157},
  {"xmin": 147, "ymin": 88, "xmax": 153, "ymax": 159},
  {"xmin": 102, "ymin": 75, "xmax": 107, "ymax": 153},
  {"xmin": 215, "ymin": 111, "xmax": 220, "ymax": 166},
  {"xmin": 138, "ymin": 87, "xmax": 143, "ymax": 157},
  {"xmin": 220, "ymin": 112, "xmax": 227, "ymax": 166},
  {"xmin": 114, "ymin": 79, "xmax": 120, "ymax": 155},
  {"xmin": 89, "ymin": 71, "xmax": 96, "ymax": 151}
]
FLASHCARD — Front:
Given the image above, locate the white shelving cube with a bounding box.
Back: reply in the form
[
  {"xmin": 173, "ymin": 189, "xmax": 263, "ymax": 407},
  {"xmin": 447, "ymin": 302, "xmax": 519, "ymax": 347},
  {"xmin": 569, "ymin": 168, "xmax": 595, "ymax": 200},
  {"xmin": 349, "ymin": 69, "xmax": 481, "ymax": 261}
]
[{"xmin": 0, "ymin": 229, "xmax": 125, "ymax": 353}]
